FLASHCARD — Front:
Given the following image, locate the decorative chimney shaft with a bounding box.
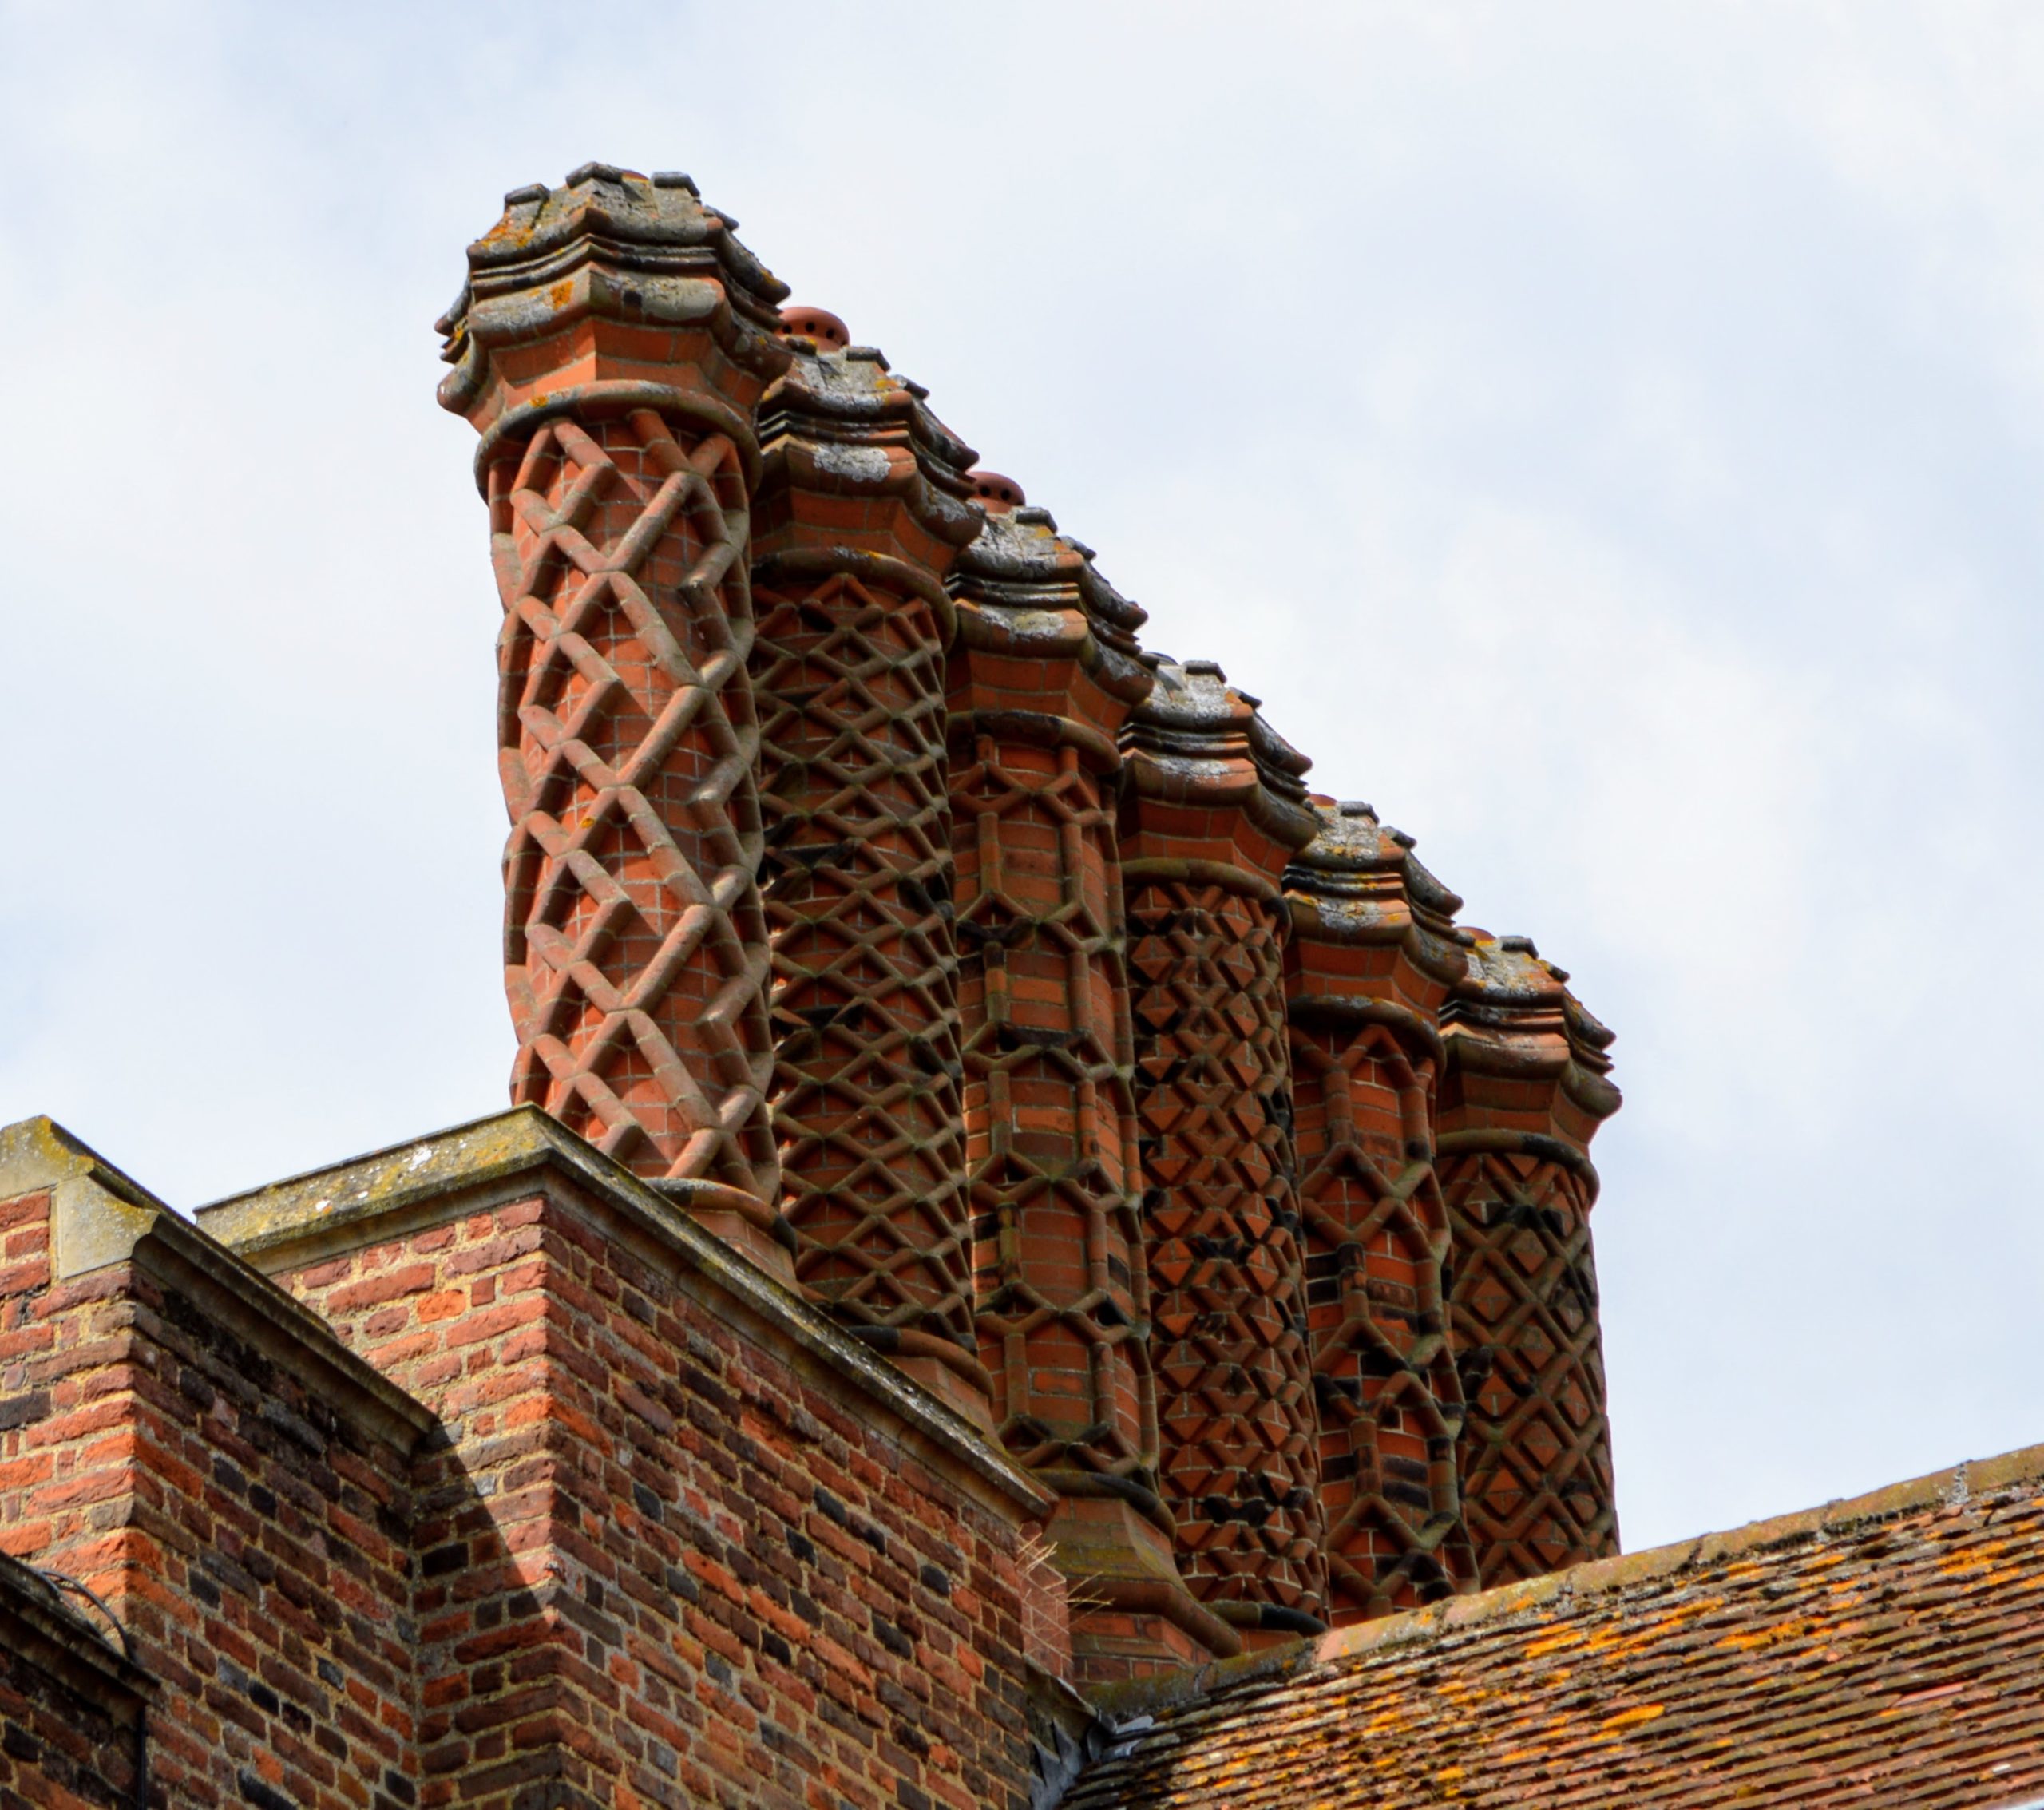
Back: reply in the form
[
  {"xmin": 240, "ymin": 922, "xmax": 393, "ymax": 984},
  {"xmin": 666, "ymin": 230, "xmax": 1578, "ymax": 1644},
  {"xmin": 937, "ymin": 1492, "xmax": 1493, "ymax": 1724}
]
[
  {"xmin": 747, "ymin": 315, "xmax": 990, "ymax": 1424},
  {"xmin": 438, "ymin": 165, "xmax": 793, "ymax": 1270},
  {"xmin": 432, "ymin": 163, "xmax": 1629, "ymax": 1661},
  {"xmin": 1440, "ymin": 934, "xmax": 1622, "ymax": 1582},
  {"xmin": 1283, "ymin": 801, "xmax": 1478, "ymax": 1620},
  {"xmin": 1119, "ymin": 661, "xmax": 1328, "ymax": 1642},
  {"xmin": 949, "ymin": 509, "xmax": 1232, "ymax": 1676}
]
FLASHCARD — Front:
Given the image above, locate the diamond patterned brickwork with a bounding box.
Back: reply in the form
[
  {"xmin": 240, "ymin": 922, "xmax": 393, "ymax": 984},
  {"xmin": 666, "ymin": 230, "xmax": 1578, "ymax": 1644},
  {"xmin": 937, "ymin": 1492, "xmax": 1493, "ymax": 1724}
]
[
  {"xmin": 438, "ymin": 166, "xmax": 794, "ymax": 1245},
  {"xmin": 949, "ymin": 508, "xmax": 1235, "ymax": 1678},
  {"xmin": 749, "ymin": 325, "xmax": 989, "ymax": 1418},
  {"xmin": 1440, "ymin": 933, "xmax": 1623, "ymax": 1584},
  {"xmin": 1120, "ymin": 662, "xmax": 1326, "ymax": 1639},
  {"xmin": 490, "ymin": 411, "xmax": 778, "ymax": 1197},
  {"xmin": 430, "ymin": 149, "xmax": 1628, "ymax": 1691},
  {"xmin": 1283, "ymin": 800, "xmax": 1478, "ymax": 1622}
]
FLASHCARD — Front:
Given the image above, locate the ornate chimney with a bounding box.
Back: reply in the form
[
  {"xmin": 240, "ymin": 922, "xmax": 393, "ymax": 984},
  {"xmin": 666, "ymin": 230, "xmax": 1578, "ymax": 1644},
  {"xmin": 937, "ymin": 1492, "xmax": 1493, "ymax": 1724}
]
[
  {"xmin": 948, "ymin": 509, "xmax": 1230, "ymax": 1677},
  {"xmin": 1283, "ymin": 800, "xmax": 1478, "ymax": 1620},
  {"xmin": 748, "ymin": 311, "xmax": 990, "ymax": 1425},
  {"xmin": 1439, "ymin": 933, "xmax": 1622, "ymax": 1582},
  {"xmin": 436, "ymin": 164, "xmax": 794, "ymax": 1273},
  {"xmin": 1119, "ymin": 661, "xmax": 1327, "ymax": 1645}
]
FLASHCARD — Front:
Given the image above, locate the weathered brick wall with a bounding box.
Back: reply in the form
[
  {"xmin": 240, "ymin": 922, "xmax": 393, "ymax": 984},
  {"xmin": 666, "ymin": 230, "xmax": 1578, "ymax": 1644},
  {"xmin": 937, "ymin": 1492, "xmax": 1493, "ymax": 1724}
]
[
  {"xmin": 0, "ymin": 1119, "xmax": 430, "ymax": 1810},
  {"xmin": 201, "ymin": 1110, "xmax": 1057, "ymax": 1810},
  {"xmin": 0, "ymin": 1551, "xmax": 147, "ymax": 1810}
]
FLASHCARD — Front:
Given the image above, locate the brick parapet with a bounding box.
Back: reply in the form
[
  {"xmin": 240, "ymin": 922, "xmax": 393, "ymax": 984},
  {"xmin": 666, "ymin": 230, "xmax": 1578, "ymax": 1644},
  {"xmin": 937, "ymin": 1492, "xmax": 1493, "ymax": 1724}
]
[
  {"xmin": 1438, "ymin": 934, "xmax": 1622, "ymax": 1584},
  {"xmin": 200, "ymin": 1106, "xmax": 1059, "ymax": 1809},
  {"xmin": 199, "ymin": 1107, "xmax": 1048, "ymax": 1529},
  {"xmin": 1281, "ymin": 799, "xmax": 1479, "ymax": 1621},
  {"xmin": 747, "ymin": 318, "xmax": 992, "ymax": 1424},
  {"xmin": 0, "ymin": 1118, "xmax": 431, "ymax": 1810},
  {"xmin": 438, "ymin": 164, "xmax": 794, "ymax": 1224},
  {"xmin": 1118, "ymin": 663, "xmax": 1327, "ymax": 1641}
]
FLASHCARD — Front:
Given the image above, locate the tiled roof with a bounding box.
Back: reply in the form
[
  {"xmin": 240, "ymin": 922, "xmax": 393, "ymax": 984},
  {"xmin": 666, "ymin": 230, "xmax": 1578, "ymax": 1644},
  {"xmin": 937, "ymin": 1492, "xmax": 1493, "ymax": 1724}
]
[{"xmin": 1068, "ymin": 1442, "xmax": 2044, "ymax": 1808}]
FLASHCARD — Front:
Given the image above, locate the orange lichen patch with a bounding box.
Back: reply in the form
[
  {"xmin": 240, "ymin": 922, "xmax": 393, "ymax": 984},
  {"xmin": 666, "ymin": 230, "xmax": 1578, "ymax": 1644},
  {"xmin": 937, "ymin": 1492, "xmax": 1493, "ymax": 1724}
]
[
  {"xmin": 1068, "ymin": 1449, "xmax": 2044, "ymax": 1809},
  {"xmin": 1521, "ymin": 1627, "xmax": 1586, "ymax": 1659}
]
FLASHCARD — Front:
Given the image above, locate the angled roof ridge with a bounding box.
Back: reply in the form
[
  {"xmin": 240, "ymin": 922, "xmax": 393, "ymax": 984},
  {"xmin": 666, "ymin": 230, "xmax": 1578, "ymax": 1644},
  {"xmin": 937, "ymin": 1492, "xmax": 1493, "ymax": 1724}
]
[
  {"xmin": 1087, "ymin": 1433, "xmax": 2044, "ymax": 1727},
  {"xmin": 1316, "ymin": 1434, "xmax": 2044, "ymax": 1669}
]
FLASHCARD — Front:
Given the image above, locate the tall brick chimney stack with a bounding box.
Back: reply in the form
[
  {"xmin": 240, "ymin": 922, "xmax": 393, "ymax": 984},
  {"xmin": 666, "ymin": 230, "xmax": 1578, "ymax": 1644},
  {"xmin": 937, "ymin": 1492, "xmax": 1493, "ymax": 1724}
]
[
  {"xmin": 948, "ymin": 505, "xmax": 1234, "ymax": 1677},
  {"xmin": 429, "ymin": 161, "xmax": 1628, "ymax": 1674},
  {"xmin": 437, "ymin": 165, "xmax": 794, "ymax": 1273},
  {"xmin": 1119, "ymin": 662, "xmax": 1329, "ymax": 1645},
  {"xmin": 1283, "ymin": 800, "xmax": 1480, "ymax": 1620},
  {"xmin": 1439, "ymin": 933, "xmax": 1622, "ymax": 1582},
  {"xmin": 747, "ymin": 308, "xmax": 991, "ymax": 1426}
]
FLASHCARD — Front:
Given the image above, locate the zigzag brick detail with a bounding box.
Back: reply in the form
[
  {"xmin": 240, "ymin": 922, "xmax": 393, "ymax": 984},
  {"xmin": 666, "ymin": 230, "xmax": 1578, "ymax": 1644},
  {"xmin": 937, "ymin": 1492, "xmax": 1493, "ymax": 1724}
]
[
  {"xmin": 949, "ymin": 504, "xmax": 1233, "ymax": 1678},
  {"xmin": 748, "ymin": 309, "xmax": 991, "ymax": 1424},
  {"xmin": 438, "ymin": 166, "xmax": 794, "ymax": 1264},
  {"xmin": 1440, "ymin": 933, "xmax": 1623, "ymax": 1582},
  {"xmin": 1120, "ymin": 661, "xmax": 1328, "ymax": 1642},
  {"xmin": 1283, "ymin": 800, "xmax": 1479, "ymax": 1622}
]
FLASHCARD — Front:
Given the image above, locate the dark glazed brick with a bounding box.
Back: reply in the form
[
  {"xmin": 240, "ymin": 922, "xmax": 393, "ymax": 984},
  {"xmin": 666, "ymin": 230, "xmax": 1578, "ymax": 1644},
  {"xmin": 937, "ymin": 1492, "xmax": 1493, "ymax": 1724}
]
[{"xmin": 240, "ymin": 1769, "xmax": 300, "ymax": 1810}]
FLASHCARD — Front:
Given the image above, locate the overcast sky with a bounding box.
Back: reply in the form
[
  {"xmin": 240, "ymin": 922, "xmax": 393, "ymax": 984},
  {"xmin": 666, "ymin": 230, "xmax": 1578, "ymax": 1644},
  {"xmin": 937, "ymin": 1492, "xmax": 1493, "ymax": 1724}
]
[{"xmin": 5, "ymin": 1, "xmax": 2042, "ymax": 1554}]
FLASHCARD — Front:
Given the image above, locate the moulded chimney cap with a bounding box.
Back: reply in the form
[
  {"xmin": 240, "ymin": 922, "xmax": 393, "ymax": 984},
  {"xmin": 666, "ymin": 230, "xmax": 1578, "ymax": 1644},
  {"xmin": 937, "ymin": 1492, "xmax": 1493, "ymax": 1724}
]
[{"xmin": 778, "ymin": 305, "xmax": 850, "ymax": 349}]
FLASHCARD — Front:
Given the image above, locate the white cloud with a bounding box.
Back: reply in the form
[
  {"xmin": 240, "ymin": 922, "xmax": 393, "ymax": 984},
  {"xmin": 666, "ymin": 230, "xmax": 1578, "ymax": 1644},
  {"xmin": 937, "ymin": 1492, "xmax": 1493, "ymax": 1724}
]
[{"xmin": 2, "ymin": 0, "xmax": 2042, "ymax": 1548}]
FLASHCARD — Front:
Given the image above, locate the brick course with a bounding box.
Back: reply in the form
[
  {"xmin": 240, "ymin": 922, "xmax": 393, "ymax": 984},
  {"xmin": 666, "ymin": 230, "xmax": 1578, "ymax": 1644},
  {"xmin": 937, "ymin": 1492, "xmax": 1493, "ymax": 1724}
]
[{"xmin": 0, "ymin": 1106, "xmax": 1068, "ymax": 1810}]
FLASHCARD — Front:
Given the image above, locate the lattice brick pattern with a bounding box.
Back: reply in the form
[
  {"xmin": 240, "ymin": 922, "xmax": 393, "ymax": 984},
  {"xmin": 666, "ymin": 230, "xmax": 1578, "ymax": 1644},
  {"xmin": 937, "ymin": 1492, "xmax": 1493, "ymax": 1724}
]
[
  {"xmin": 490, "ymin": 406, "xmax": 778, "ymax": 1202},
  {"xmin": 1131, "ymin": 881, "xmax": 1326, "ymax": 1616},
  {"xmin": 1292, "ymin": 1019, "xmax": 1476, "ymax": 1619},
  {"xmin": 1444, "ymin": 1145, "xmax": 1616, "ymax": 1581},
  {"xmin": 751, "ymin": 567, "xmax": 970, "ymax": 1349},
  {"xmin": 960, "ymin": 735, "xmax": 1157, "ymax": 1493}
]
